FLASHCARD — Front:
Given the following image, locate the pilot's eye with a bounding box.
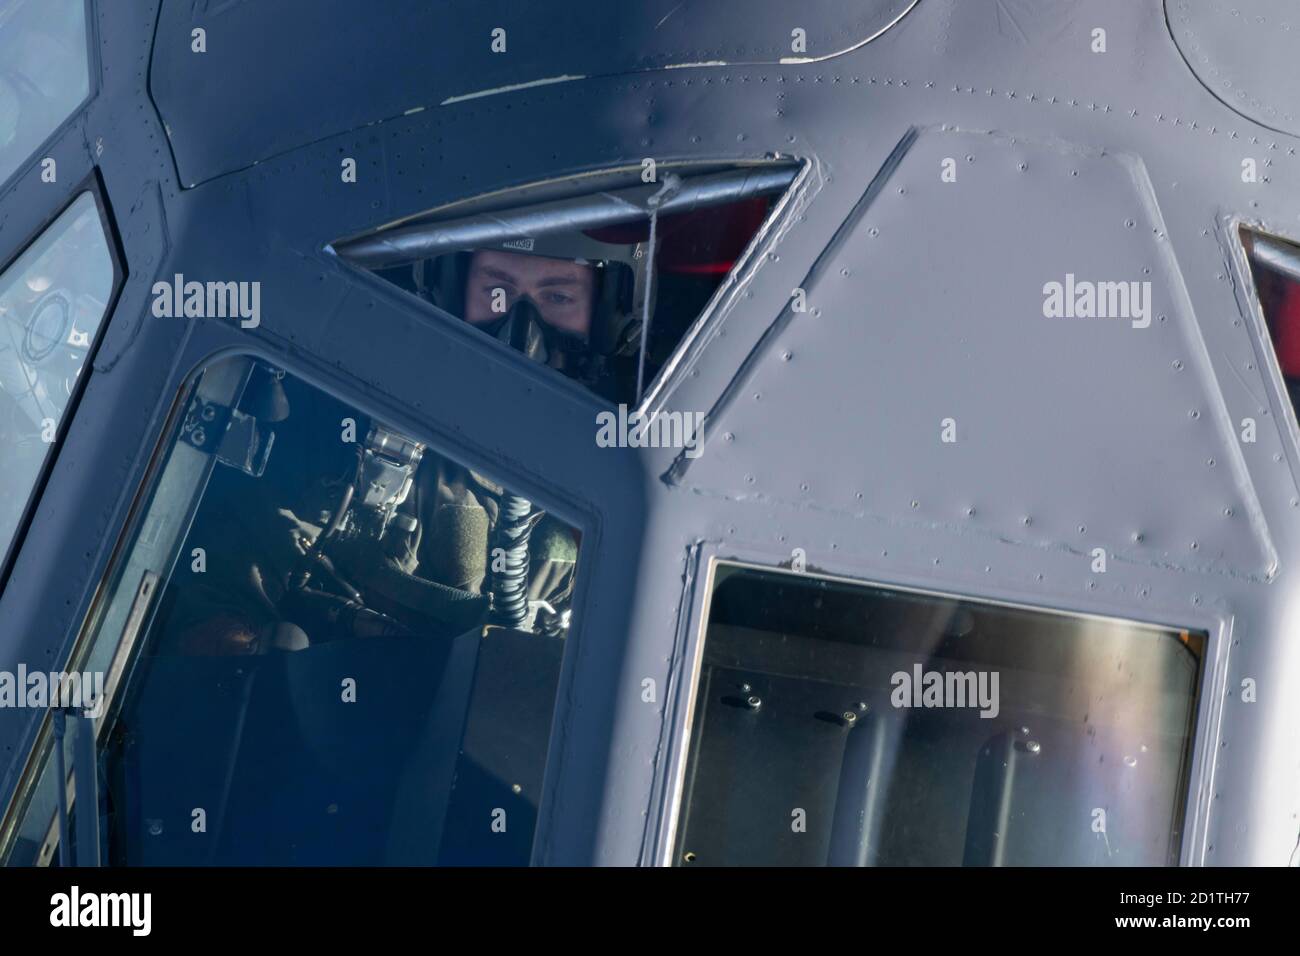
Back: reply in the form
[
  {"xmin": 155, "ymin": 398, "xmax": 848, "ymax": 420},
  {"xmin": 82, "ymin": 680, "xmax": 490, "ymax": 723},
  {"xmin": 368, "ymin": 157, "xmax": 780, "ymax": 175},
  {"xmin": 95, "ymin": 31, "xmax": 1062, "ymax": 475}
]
[{"xmin": 544, "ymin": 290, "xmax": 576, "ymax": 306}]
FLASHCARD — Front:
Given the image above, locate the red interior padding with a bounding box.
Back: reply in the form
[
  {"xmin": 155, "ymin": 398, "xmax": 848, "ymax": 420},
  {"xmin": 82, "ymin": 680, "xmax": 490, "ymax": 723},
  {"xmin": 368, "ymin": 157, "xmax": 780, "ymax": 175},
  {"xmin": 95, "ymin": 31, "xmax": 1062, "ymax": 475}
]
[
  {"xmin": 585, "ymin": 197, "xmax": 770, "ymax": 275},
  {"xmin": 1274, "ymin": 281, "xmax": 1300, "ymax": 378}
]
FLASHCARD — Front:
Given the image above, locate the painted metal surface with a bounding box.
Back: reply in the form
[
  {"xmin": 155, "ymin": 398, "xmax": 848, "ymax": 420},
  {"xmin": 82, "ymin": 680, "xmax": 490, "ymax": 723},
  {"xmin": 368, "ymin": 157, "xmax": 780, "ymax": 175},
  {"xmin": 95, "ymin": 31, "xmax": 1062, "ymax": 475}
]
[
  {"xmin": 149, "ymin": 0, "xmax": 920, "ymax": 187},
  {"xmin": 1166, "ymin": 0, "xmax": 1300, "ymax": 138},
  {"xmin": 0, "ymin": 0, "xmax": 1297, "ymax": 865}
]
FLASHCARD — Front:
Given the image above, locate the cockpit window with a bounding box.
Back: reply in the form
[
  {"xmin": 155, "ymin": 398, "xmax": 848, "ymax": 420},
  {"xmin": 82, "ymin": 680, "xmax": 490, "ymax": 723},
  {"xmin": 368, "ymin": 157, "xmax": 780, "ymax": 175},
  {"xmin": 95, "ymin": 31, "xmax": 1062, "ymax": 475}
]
[
  {"xmin": 0, "ymin": 190, "xmax": 114, "ymax": 573},
  {"xmin": 1, "ymin": 355, "xmax": 581, "ymax": 865},
  {"xmin": 672, "ymin": 564, "xmax": 1204, "ymax": 866},
  {"xmin": 0, "ymin": 0, "xmax": 92, "ymax": 189},
  {"xmin": 336, "ymin": 163, "xmax": 798, "ymax": 406}
]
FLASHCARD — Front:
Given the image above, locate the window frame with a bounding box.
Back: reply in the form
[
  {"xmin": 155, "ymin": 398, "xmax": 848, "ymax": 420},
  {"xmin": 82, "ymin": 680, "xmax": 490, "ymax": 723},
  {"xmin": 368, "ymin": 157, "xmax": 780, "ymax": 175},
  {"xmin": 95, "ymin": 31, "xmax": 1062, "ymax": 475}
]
[
  {"xmin": 0, "ymin": 170, "xmax": 127, "ymax": 591},
  {"xmin": 651, "ymin": 547, "xmax": 1227, "ymax": 867},
  {"xmin": 635, "ymin": 158, "xmax": 814, "ymax": 413},
  {"xmin": 0, "ymin": 344, "xmax": 598, "ymax": 866}
]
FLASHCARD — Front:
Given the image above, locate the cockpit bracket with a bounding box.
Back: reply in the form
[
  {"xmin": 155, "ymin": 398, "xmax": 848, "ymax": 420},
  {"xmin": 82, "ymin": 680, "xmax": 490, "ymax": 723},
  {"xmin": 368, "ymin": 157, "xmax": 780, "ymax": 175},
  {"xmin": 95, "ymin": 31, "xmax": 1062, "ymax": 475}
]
[{"xmin": 178, "ymin": 394, "xmax": 276, "ymax": 479}]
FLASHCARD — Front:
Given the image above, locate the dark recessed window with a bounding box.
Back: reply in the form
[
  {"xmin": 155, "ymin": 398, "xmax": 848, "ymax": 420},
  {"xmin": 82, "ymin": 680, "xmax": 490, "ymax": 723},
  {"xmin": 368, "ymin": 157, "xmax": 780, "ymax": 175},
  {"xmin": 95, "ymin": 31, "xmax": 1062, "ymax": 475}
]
[
  {"xmin": 336, "ymin": 164, "xmax": 799, "ymax": 406},
  {"xmin": 2, "ymin": 355, "xmax": 582, "ymax": 866},
  {"xmin": 673, "ymin": 564, "xmax": 1204, "ymax": 866}
]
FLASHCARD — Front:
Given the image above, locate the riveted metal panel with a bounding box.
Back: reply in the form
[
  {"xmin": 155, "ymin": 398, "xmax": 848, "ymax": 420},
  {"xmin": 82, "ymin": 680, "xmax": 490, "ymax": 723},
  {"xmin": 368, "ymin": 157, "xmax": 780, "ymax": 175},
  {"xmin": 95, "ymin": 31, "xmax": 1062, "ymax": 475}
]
[
  {"xmin": 1167, "ymin": 0, "xmax": 1300, "ymax": 138},
  {"xmin": 676, "ymin": 127, "xmax": 1277, "ymax": 582}
]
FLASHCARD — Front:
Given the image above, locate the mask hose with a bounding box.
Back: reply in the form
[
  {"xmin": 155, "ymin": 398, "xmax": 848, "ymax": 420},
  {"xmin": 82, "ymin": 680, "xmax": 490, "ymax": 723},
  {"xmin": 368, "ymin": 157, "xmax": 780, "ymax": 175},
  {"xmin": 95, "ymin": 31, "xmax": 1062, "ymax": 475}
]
[{"xmin": 491, "ymin": 493, "xmax": 533, "ymax": 628}]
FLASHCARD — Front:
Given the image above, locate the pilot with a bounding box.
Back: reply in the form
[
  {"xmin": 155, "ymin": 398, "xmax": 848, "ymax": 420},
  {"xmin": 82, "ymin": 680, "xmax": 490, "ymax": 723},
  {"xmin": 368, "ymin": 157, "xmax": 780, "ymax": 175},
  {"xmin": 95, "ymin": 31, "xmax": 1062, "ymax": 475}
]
[
  {"xmin": 393, "ymin": 247, "xmax": 600, "ymax": 594},
  {"xmin": 384, "ymin": 245, "xmax": 618, "ymax": 615},
  {"xmin": 163, "ymin": 235, "xmax": 645, "ymax": 653},
  {"xmin": 413, "ymin": 228, "xmax": 650, "ymax": 401},
  {"xmin": 462, "ymin": 248, "xmax": 599, "ymax": 361},
  {"xmin": 315, "ymin": 246, "xmax": 603, "ymax": 637},
  {"xmin": 168, "ymin": 248, "xmax": 603, "ymax": 654}
]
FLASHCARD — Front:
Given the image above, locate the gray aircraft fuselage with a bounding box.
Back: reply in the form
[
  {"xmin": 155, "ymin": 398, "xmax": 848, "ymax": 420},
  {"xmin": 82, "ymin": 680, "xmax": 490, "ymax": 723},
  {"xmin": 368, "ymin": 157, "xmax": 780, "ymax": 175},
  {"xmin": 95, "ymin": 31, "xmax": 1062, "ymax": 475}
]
[{"xmin": 1, "ymin": 0, "xmax": 1298, "ymax": 866}]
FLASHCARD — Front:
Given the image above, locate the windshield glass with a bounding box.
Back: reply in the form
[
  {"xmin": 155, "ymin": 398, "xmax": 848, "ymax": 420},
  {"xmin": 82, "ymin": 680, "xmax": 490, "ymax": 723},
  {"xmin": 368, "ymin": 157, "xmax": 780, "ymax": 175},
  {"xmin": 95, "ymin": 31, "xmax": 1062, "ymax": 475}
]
[
  {"xmin": 0, "ymin": 191, "xmax": 113, "ymax": 570},
  {"xmin": 0, "ymin": 0, "xmax": 91, "ymax": 189}
]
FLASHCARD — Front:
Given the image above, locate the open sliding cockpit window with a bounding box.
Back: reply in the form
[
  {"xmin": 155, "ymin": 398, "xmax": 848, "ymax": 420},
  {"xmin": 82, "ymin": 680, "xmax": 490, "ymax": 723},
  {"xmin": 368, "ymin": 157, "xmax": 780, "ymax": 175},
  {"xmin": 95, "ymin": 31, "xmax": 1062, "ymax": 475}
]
[{"xmin": 332, "ymin": 162, "xmax": 801, "ymax": 407}]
